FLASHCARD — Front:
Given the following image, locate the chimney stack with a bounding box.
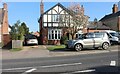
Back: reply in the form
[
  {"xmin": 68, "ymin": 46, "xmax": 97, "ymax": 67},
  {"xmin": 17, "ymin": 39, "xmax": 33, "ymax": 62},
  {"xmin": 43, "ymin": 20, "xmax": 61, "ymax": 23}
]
[
  {"xmin": 81, "ymin": 5, "xmax": 84, "ymax": 15},
  {"xmin": 3, "ymin": 3, "xmax": 7, "ymax": 11},
  {"xmin": 2, "ymin": 3, "xmax": 9, "ymax": 34},
  {"xmin": 40, "ymin": 0, "xmax": 44, "ymax": 15},
  {"xmin": 112, "ymin": 4, "xmax": 118, "ymax": 13}
]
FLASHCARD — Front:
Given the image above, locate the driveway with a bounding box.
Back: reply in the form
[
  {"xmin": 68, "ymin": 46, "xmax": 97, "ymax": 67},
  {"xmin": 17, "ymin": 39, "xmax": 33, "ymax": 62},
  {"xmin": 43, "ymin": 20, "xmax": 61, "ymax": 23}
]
[
  {"xmin": 1, "ymin": 45, "xmax": 119, "ymax": 60},
  {"xmin": 2, "ymin": 45, "xmax": 50, "ymax": 60}
]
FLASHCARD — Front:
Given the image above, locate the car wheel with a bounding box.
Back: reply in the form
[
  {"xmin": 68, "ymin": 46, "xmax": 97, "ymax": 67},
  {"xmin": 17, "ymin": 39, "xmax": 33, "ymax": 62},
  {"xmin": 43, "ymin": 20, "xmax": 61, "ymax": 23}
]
[
  {"xmin": 74, "ymin": 44, "xmax": 82, "ymax": 51},
  {"xmin": 102, "ymin": 42, "xmax": 109, "ymax": 50}
]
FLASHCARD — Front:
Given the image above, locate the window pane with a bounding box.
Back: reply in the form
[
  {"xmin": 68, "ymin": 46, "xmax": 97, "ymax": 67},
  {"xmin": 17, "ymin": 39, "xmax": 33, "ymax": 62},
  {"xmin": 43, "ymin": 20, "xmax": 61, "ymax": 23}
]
[
  {"xmin": 55, "ymin": 31, "xmax": 57, "ymax": 39},
  {"xmin": 53, "ymin": 23, "xmax": 58, "ymax": 27},
  {"xmin": 48, "ymin": 29, "xmax": 61, "ymax": 40},
  {"xmin": 95, "ymin": 33, "xmax": 103, "ymax": 38},
  {"xmin": 86, "ymin": 33, "xmax": 94, "ymax": 38},
  {"xmin": 52, "ymin": 30, "xmax": 54, "ymax": 39},
  {"xmin": 53, "ymin": 15, "xmax": 59, "ymax": 22},
  {"xmin": 48, "ymin": 15, "xmax": 51, "ymax": 22},
  {"xmin": 48, "ymin": 23, "xmax": 52, "ymax": 27},
  {"xmin": 58, "ymin": 31, "xmax": 61, "ymax": 39},
  {"xmin": 49, "ymin": 34, "xmax": 51, "ymax": 39},
  {"xmin": 43, "ymin": 23, "xmax": 47, "ymax": 27},
  {"xmin": 43, "ymin": 15, "xmax": 47, "ymax": 22}
]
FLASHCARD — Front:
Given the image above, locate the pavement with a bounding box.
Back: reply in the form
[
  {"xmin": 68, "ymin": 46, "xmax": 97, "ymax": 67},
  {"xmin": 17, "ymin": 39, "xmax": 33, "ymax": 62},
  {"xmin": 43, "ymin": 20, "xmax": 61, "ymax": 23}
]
[{"xmin": 1, "ymin": 45, "xmax": 119, "ymax": 60}]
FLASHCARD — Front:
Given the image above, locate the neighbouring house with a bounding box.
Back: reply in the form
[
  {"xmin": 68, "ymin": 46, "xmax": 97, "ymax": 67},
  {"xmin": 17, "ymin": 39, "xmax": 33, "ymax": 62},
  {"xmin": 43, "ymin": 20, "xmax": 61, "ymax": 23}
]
[
  {"xmin": 0, "ymin": 3, "xmax": 11, "ymax": 48},
  {"xmin": 86, "ymin": 21, "xmax": 111, "ymax": 33},
  {"xmin": 100, "ymin": 4, "xmax": 120, "ymax": 32},
  {"xmin": 38, "ymin": 2, "xmax": 89, "ymax": 45},
  {"xmin": 32, "ymin": 31, "xmax": 40, "ymax": 37}
]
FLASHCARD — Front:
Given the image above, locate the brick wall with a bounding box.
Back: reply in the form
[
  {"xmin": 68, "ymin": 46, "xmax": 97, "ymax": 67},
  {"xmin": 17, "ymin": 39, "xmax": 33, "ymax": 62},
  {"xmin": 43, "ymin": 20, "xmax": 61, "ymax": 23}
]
[{"xmin": 2, "ymin": 34, "xmax": 11, "ymax": 49}]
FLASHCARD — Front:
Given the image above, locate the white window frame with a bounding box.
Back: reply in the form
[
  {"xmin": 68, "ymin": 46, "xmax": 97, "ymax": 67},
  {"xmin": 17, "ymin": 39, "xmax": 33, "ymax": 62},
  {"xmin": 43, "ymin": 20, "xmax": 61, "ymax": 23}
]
[
  {"xmin": 53, "ymin": 15, "xmax": 59, "ymax": 22},
  {"xmin": 48, "ymin": 29, "xmax": 62, "ymax": 40}
]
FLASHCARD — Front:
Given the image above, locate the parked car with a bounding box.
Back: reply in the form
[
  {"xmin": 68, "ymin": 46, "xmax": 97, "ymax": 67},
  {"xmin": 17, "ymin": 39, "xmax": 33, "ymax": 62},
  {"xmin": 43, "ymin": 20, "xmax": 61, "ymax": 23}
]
[
  {"xmin": 102, "ymin": 30, "xmax": 119, "ymax": 44},
  {"xmin": 66, "ymin": 32, "xmax": 110, "ymax": 51},
  {"xmin": 116, "ymin": 32, "xmax": 120, "ymax": 44},
  {"xmin": 23, "ymin": 34, "xmax": 38, "ymax": 45}
]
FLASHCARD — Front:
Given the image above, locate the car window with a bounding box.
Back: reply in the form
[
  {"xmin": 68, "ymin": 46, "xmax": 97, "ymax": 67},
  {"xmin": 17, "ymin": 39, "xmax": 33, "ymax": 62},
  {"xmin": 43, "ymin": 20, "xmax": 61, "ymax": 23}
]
[
  {"xmin": 106, "ymin": 33, "xmax": 112, "ymax": 38},
  {"xmin": 94, "ymin": 33, "xmax": 103, "ymax": 38},
  {"xmin": 86, "ymin": 33, "xmax": 94, "ymax": 39},
  {"xmin": 78, "ymin": 33, "xmax": 94, "ymax": 39},
  {"xmin": 110, "ymin": 32, "xmax": 117, "ymax": 37},
  {"xmin": 78, "ymin": 33, "xmax": 87, "ymax": 39}
]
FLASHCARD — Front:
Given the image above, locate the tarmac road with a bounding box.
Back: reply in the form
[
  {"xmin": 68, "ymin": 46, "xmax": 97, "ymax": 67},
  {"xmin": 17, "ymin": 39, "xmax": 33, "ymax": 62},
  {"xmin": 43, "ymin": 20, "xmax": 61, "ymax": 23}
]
[{"xmin": 2, "ymin": 45, "xmax": 119, "ymax": 74}]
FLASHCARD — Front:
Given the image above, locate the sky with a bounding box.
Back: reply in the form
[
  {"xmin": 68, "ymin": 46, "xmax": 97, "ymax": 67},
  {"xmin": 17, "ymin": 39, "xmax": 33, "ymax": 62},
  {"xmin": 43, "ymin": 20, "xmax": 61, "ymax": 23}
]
[{"xmin": 0, "ymin": 2, "xmax": 119, "ymax": 32}]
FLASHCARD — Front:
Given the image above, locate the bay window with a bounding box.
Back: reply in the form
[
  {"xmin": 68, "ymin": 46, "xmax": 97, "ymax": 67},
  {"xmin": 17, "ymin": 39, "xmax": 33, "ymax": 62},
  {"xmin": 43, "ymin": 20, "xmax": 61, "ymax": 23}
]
[{"xmin": 48, "ymin": 29, "xmax": 62, "ymax": 40}]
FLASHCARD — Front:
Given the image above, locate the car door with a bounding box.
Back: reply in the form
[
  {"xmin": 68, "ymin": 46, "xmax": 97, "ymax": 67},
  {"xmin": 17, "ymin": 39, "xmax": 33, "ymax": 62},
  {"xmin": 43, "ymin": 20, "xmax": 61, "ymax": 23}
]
[
  {"xmin": 83, "ymin": 33, "xmax": 94, "ymax": 48},
  {"xmin": 94, "ymin": 33, "xmax": 103, "ymax": 47}
]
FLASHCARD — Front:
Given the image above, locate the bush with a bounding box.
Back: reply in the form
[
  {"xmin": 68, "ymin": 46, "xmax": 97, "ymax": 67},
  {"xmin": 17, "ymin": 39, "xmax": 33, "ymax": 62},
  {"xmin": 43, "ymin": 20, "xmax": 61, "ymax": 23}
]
[{"xmin": 60, "ymin": 35, "xmax": 68, "ymax": 44}]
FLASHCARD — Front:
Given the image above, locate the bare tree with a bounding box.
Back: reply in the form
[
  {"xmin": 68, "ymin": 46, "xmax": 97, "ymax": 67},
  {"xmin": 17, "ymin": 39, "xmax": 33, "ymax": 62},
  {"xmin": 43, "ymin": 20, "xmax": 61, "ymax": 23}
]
[{"xmin": 63, "ymin": 3, "xmax": 89, "ymax": 39}]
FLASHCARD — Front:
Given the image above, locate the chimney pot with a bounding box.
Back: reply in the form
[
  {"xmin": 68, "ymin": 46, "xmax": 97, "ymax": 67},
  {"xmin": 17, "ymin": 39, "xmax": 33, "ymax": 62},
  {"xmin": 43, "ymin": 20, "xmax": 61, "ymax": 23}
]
[{"xmin": 112, "ymin": 4, "xmax": 118, "ymax": 13}]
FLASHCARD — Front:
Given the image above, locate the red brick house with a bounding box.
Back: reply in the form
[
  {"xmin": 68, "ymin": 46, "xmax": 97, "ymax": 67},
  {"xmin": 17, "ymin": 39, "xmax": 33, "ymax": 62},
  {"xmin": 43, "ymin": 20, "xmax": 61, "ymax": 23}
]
[
  {"xmin": 38, "ymin": 2, "xmax": 89, "ymax": 45},
  {"xmin": 0, "ymin": 3, "xmax": 11, "ymax": 48},
  {"xmin": 86, "ymin": 21, "xmax": 111, "ymax": 33},
  {"xmin": 100, "ymin": 4, "xmax": 120, "ymax": 32}
]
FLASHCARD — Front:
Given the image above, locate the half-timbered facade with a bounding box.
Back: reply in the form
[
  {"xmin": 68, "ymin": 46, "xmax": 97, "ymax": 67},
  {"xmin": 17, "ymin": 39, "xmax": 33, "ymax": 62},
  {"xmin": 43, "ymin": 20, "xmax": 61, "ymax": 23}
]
[{"xmin": 39, "ymin": 3, "xmax": 87, "ymax": 45}]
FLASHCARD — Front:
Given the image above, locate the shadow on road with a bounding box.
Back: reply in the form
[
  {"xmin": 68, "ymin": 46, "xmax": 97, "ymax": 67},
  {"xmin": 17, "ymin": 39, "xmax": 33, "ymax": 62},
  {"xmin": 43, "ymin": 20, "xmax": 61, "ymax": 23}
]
[
  {"xmin": 87, "ymin": 65, "xmax": 120, "ymax": 74},
  {"xmin": 50, "ymin": 48, "xmax": 103, "ymax": 52},
  {"xmin": 49, "ymin": 48, "xmax": 76, "ymax": 52}
]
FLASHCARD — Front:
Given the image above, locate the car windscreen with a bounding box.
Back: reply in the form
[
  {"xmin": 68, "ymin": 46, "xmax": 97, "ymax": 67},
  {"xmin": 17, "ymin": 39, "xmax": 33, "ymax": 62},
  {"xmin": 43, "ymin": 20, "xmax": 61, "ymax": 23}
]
[
  {"xmin": 25, "ymin": 35, "xmax": 36, "ymax": 39},
  {"xmin": 78, "ymin": 34, "xmax": 85, "ymax": 39},
  {"xmin": 28, "ymin": 36, "xmax": 36, "ymax": 39},
  {"xmin": 110, "ymin": 32, "xmax": 117, "ymax": 37}
]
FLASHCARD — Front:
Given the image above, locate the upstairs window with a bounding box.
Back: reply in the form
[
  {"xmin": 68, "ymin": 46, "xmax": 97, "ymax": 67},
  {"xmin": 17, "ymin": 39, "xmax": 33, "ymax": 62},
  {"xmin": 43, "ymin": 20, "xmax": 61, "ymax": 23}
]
[{"xmin": 53, "ymin": 15, "xmax": 59, "ymax": 22}]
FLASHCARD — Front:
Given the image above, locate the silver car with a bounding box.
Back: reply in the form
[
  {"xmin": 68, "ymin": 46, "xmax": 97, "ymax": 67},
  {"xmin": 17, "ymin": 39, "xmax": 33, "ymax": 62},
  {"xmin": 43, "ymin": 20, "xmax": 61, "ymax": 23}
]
[{"xmin": 66, "ymin": 32, "xmax": 110, "ymax": 51}]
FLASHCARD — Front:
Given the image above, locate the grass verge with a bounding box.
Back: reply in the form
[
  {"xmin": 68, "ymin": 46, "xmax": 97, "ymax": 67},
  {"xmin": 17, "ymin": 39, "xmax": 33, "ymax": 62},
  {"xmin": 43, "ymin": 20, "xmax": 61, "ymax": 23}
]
[
  {"xmin": 47, "ymin": 45, "xmax": 65, "ymax": 51},
  {"xmin": 10, "ymin": 48, "xmax": 22, "ymax": 52}
]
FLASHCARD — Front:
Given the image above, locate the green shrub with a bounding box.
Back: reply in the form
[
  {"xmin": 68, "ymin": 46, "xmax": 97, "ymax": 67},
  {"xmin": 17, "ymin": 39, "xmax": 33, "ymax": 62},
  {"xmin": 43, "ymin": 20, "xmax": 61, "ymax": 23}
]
[
  {"xmin": 60, "ymin": 35, "xmax": 68, "ymax": 44},
  {"xmin": 47, "ymin": 45, "xmax": 65, "ymax": 50}
]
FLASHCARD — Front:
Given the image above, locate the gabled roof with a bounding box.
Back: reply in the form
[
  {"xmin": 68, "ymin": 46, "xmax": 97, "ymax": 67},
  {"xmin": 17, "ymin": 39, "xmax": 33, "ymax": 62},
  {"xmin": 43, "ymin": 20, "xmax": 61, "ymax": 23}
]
[
  {"xmin": 38, "ymin": 3, "xmax": 73, "ymax": 22},
  {"xmin": 41, "ymin": 3, "xmax": 73, "ymax": 16},
  {"xmin": 87, "ymin": 22, "xmax": 110, "ymax": 30},
  {"xmin": 100, "ymin": 11, "xmax": 120, "ymax": 21},
  {"xmin": 38, "ymin": 3, "xmax": 89, "ymax": 23}
]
